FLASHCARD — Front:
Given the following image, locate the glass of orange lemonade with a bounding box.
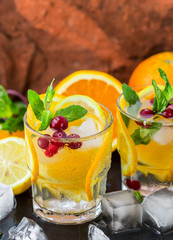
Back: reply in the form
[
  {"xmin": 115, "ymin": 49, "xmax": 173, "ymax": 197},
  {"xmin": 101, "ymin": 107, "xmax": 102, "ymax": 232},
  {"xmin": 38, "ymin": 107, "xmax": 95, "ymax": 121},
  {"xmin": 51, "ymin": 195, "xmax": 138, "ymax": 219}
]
[
  {"xmin": 24, "ymin": 89, "xmax": 113, "ymax": 224},
  {"xmin": 117, "ymin": 73, "xmax": 173, "ymax": 197}
]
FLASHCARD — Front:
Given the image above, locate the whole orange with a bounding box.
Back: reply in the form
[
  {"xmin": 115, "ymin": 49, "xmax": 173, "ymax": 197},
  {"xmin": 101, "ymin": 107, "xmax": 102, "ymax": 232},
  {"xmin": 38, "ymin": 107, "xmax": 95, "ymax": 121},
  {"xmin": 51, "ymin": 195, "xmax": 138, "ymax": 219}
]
[{"xmin": 129, "ymin": 52, "xmax": 173, "ymax": 87}]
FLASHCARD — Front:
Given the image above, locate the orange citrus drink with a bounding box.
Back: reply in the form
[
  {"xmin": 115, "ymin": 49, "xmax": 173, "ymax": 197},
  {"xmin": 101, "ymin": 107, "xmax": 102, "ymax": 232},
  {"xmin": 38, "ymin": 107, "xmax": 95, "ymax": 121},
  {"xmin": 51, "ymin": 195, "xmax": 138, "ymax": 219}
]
[
  {"xmin": 24, "ymin": 90, "xmax": 113, "ymax": 224},
  {"xmin": 117, "ymin": 72, "xmax": 173, "ymax": 196}
]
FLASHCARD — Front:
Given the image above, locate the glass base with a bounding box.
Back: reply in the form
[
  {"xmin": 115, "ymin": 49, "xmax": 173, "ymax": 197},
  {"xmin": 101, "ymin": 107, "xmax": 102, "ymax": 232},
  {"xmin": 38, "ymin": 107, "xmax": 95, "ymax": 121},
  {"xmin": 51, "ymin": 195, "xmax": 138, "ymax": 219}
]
[{"xmin": 32, "ymin": 198, "xmax": 102, "ymax": 225}]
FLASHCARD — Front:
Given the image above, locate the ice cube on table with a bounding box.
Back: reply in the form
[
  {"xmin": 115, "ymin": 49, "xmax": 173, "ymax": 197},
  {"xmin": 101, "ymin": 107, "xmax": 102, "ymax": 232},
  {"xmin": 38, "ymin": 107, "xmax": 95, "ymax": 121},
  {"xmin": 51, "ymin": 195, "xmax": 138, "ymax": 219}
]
[
  {"xmin": 8, "ymin": 217, "xmax": 48, "ymax": 240},
  {"xmin": 142, "ymin": 188, "xmax": 173, "ymax": 234},
  {"xmin": 102, "ymin": 190, "xmax": 142, "ymax": 233},
  {"xmin": 88, "ymin": 222, "xmax": 110, "ymax": 240},
  {"xmin": 0, "ymin": 183, "xmax": 16, "ymax": 221}
]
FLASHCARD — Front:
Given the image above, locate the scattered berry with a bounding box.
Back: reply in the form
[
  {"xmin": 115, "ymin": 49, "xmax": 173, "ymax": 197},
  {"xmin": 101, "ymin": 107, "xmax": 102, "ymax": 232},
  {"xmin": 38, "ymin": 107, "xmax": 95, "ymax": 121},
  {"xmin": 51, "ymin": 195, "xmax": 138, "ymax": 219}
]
[
  {"xmin": 68, "ymin": 134, "xmax": 82, "ymax": 149},
  {"xmin": 50, "ymin": 116, "xmax": 68, "ymax": 131},
  {"xmin": 140, "ymin": 108, "xmax": 154, "ymax": 118},
  {"xmin": 150, "ymin": 97, "xmax": 155, "ymax": 105},
  {"xmin": 131, "ymin": 180, "xmax": 141, "ymax": 191},
  {"xmin": 37, "ymin": 135, "xmax": 50, "ymax": 149},
  {"xmin": 51, "ymin": 130, "xmax": 67, "ymax": 148},
  {"xmin": 162, "ymin": 108, "xmax": 173, "ymax": 118},
  {"xmin": 44, "ymin": 144, "xmax": 58, "ymax": 157},
  {"xmin": 126, "ymin": 178, "xmax": 132, "ymax": 189}
]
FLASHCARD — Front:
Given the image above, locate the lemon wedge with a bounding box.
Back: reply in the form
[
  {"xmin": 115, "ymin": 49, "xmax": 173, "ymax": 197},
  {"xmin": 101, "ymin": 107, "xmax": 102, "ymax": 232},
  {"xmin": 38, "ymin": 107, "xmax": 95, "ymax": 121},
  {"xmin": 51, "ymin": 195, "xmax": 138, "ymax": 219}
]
[{"xmin": 0, "ymin": 137, "xmax": 31, "ymax": 195}]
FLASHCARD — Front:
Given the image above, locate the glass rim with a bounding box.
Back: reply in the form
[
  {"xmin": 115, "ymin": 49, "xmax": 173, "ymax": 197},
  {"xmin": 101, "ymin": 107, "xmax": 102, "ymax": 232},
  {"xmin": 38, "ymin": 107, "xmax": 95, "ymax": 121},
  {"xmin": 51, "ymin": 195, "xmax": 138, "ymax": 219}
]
[
  {"xmin": 117, "ymin": 84, "xmax": 173, "ymax": 127},
  {"xmin": 24, "ymin": 103, "xmax": 114, "ymax": 142}
]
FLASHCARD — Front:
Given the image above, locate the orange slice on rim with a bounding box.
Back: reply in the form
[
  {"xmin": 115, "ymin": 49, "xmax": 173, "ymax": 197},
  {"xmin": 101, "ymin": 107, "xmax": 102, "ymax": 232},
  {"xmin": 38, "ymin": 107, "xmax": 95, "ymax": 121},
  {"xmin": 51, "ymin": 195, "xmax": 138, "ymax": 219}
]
[
  {"xmin": 117, "ymin": 109, "xmax": 137, "ymax": 177},
  {"xmin": 54, "ymin": 70, "xmax": 122, "ymax": 151}
]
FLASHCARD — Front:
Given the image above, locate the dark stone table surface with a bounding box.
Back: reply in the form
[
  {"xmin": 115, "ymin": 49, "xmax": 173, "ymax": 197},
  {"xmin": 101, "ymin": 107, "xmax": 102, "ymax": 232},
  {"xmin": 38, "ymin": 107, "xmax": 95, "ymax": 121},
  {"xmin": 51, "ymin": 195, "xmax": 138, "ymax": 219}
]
[{"xmin": 0, "ymin": 151, "xmax": 172, "ymax": 240}]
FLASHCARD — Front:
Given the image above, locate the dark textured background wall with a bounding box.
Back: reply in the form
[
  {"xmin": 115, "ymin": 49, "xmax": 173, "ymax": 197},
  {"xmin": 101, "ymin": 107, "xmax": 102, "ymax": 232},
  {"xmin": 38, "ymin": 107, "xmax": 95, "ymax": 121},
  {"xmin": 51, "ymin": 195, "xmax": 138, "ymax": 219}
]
[{"xmin": 0, "ymin": 0, "xmax": 173, "ymax": 94}]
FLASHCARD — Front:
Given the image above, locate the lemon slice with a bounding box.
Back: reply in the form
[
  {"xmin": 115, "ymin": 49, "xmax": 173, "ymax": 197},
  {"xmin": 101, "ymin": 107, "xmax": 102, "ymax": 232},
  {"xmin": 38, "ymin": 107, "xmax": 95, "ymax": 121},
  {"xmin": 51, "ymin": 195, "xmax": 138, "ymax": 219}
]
[
  {"xmin": 117, "ymin": 110, "xmax": 137, "ymax": 177},
  {"xmin": 54, "ymin": 95, "xmax": 106, "ymax": 129},
  {"xmin": 0, "ymin": 137, "xmax": 31, "ymax": 195},
  {"xmin": 138, "ymin": 85, "xmax": 164, "ymax": 99}
]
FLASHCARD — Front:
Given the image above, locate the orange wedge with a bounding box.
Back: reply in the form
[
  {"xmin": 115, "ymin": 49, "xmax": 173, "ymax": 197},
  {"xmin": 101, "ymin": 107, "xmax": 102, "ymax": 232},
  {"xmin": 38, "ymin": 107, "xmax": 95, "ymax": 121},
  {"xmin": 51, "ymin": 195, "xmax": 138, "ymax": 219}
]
[
  {"xmin": 0, "ymin": 129, "xmax": 24, "ymax": 140},
  {"xmin": 117, "ymin": 109, "xmax": 137, "ymax": 177},
  {"xmin": 54, "ymin": 70, "xmax": 122, "ymax": 151}
]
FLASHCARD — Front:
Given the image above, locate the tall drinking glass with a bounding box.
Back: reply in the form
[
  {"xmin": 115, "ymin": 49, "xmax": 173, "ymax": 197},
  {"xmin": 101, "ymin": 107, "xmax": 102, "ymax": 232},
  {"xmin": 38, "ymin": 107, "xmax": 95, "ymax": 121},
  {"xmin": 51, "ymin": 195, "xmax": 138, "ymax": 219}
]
[
  {"xmin": 117, "ymin": 85, "xmax": 173, "ymax": 197},
  {"xmin": 24, "ymin": 104, "xmax": 113, "ymax": 224}
]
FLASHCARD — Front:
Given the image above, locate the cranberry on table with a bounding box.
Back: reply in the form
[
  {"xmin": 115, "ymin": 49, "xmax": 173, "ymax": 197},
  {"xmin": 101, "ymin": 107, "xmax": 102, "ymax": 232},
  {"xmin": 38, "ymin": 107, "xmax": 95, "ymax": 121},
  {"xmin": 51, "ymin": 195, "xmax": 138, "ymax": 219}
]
[
  {"xmin": 37, "ymin": 135, "xmax": 50, "ymax": 149},
  {"xmin": 126, "ymin": 178, "xmax": 132, "ymax": 189},
  {"xmin": 126, "ymin": 178, "xmax": 141, "ymax": 191},
  {"xmin": 162, "ymin": 108, "xmax": 173, "ymax": 118},
  {"xmin": 50, "ymin": 116, "xmax": 68, "ymax": 131},
  {"xmin": 131, "ymin": 180, "xmax": 141, "ymax": 191},
  {"xmin": 68, "ymin": 134, "xmax": 82, "ymax": 149},
  {"xmin": 44, "ymin": 144, "xmax": 58, "ymax": 157},
  {"xmin": 140, "ymin": 108, "xmax": 154, "ymax": 118},
  {"xmin": 51, "ymin": 130, "xmax": 67, "ymax": 148}
]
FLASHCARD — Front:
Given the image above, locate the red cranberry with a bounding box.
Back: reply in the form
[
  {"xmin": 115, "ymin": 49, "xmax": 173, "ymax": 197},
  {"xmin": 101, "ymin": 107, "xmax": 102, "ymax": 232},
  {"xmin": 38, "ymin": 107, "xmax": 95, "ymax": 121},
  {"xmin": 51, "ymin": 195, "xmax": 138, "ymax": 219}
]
[
  {"xmin": 168, "ymin": 104, "xmax": 173, "ymax": 110},
  {"xmin": 126, "ymin": 178, "xmax": 132, "ymax": 189},
  {"xmin": 44, "ymin": 144, "xmax": 58, "ymax": 157},
  {"xmin": 131, "ymin": 180, "xmax": 141, "ymax": 191},
  {"xmin": 140, "ymin": 108, "xmax": 154, "ymax": 118},
  {"xmin": 37, "ymin": 135, "xmax": 50, "ymax": 149},
  {"xmin": 51, "ymin": 130, "xmax": 67, "ymax": 148},
  {"xmin": 68, "ymin": 134, "xmax": 82, "ymax": 149},
  {"xmin": 135, "ymin": 121, "xmax": 151, "ymax": 129},
  {"xmin": 50, "ymin": 116, "xmax": 68, "ymax": 131},
  {"xmin": 162, "ymin": 108, "xmax": 173, "ymax": 118},
  {"xmin": 150, "ymin": 98, "xmax": 155, "ymax": 105}
]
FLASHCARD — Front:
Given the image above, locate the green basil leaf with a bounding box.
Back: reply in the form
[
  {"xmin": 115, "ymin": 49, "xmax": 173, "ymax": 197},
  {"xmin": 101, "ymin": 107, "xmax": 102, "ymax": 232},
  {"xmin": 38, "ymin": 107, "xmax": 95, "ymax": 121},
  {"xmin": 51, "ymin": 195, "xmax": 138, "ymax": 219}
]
[{"xmin": 54, "ymin": 105, "xmax": 87, "ymax": 122}]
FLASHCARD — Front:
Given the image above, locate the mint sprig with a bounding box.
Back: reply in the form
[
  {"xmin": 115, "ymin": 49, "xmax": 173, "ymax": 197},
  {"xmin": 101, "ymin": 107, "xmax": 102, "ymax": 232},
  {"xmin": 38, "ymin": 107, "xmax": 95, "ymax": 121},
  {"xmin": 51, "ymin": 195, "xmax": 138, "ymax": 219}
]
[
  {"xmin": 131, "ymin": 122, "xmax": 162, "ymax": 145},
  {"xmin": 0, "ymin": 86, "xmax": 27, "ymax": 133},
  {"xmin": 152, "ymin": 80, "xmax": 168, "ymax": 114},
  {"xmin": 54, "ymin": 105, "xmax": 87, "ymax": 122},
  {"xmin": 159, "ymin": 68, "xmax": 173, "ymax": 102},
  {"xmin": 122, "ymin": 83, "xmax": 142, "ymax": 117},
  {"xmin": 28, "ymin": 80, "xmax": 88, "ymax": 131},
  {"xmin": 43, "ymin": 78, "xmax": 55, "ymax": 110},
  {"xmin": 135, "ymin": 191, "xmax": 143, "ymax": 203},
  {"xmin": 28, "ymin": 90, "xmax": 44, "ymax": 120},
  {"xmin": 152, "ymin": 69, "xmax": 173, "ymax": 113}
]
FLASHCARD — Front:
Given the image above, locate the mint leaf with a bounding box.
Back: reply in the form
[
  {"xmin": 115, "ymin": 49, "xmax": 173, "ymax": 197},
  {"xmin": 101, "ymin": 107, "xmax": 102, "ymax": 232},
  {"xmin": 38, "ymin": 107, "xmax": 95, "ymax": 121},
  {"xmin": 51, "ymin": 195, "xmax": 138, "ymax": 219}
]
[
  {"xmin": 158, "ymin": 68, "xmax": 173, "ymax": 102},
  {"xmin": 39, "ymin": 110, "xmax": 53, "ymax": 131},
  {"xmin": 0, "ymin": 86, "xmax": 13, "ymax": 118},
  {"xmin": 135, "ymin": 191, "xmax": 143, "ymax": 203},
  {"xmin": 152, "ymin": 80, "xmax": 168, "ymax": 114},
  {"xmin": 54, "ymin": 105, "xmax": 87, "ymax": 122},
  {"xmin": 28, "ymin": 90, "xmax": 44, "ymax": 120},
  {"xmin": 122, "ymin": 83, "xmax": 140, "ymax": 105},
  {"xmin": 122, "ymin": 83, "xmax": 141, "ymax": 117},
  {"xmin": 131, "ymin": 122, "xmax": 162, "ymax": 145},
  {"xmin": 43, "ymin": 79, "xmax": 55, "ymax": 110},
  {"xmin": 1, "ymin": 115, "xmax": 24, "ymax": 132}
]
